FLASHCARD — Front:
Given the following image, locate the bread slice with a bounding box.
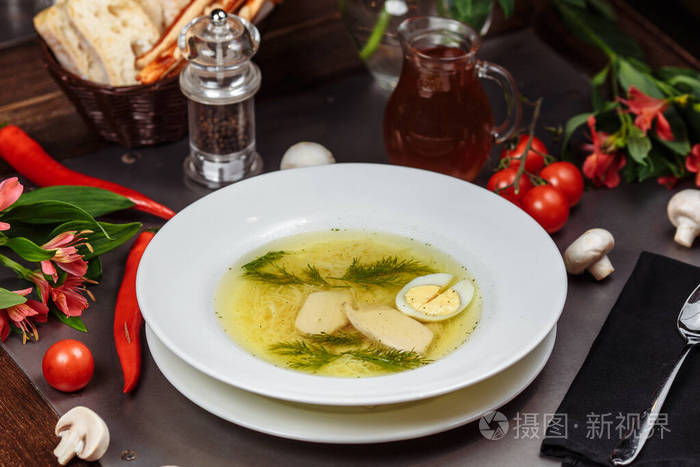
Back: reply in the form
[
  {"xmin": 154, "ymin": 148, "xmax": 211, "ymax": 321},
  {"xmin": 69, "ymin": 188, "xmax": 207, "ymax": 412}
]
[
  {"xmin": 160, "ymin": 0, "xmax": 192, "ymax": 28},
  {"xmin": 135, "ymin": 0, "xmax": 165, "ymax": 32},
  {"xmin": 34, "ymin": 1, "xmax": 109, "ymax": 83},
  {"xmin": 65, "ymin": 0, "xmax": 160, "ymax": 86}
]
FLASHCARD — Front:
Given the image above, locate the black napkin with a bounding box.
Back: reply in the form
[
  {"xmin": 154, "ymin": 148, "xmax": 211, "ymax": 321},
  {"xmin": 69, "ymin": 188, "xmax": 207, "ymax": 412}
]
[{"xmin": 541, "ymin": 252, "xmax": 700, "ymax": 467}]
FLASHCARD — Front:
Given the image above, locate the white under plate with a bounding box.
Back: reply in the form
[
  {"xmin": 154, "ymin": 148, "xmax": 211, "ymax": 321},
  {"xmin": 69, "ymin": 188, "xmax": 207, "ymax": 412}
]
[{"xmin": 146, "ymin": 324, "xmax": 556, "ymax": 444}]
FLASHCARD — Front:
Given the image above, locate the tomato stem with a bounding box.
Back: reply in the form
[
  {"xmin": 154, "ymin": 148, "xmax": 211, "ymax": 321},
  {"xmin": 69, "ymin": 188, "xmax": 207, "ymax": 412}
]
[{"xmin": 511, "ymin": 98, "xmax": 543, "ymax": 194}]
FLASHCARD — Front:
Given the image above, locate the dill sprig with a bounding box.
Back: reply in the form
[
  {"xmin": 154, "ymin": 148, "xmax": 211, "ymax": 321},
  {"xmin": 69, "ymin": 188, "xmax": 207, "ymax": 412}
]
[
  {"xmin": 334, "ymin": 256, "xmax": 434, "ymax": 287},
  {"xmin": 306, "ymin": 331, "xmax": 364, "ymax": 346},
  {"xmin": 243, "ymin": 265, "xmax": 306, "ymax": 285},
  {"xmin": 242, "ymin": 251, "xmax": 432, "ymax": 289},
  {"xmin": 302, "ymin": 265, "xmax": 333, "ymax": 287},
  {"xmin": 269, "ymin": 341, "xmax": 340, "ymax": 370},
  {"xmin": 344, "ymin": 346, "xmax": 432, "ymax": 371},
  {"xmin": 242, "ymin": 251, "xmax": 287, "ymax": 272},
  {"xmin": 270, "ymin": 337, "xmax": 431, "ymax": 372}
]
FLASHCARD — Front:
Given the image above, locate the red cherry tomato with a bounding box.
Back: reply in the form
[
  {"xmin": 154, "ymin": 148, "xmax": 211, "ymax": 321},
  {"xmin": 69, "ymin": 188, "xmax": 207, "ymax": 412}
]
[
  {"xmin": 500, "ymin": 135, "xmax": 548, "ymax": 174},
  {"xmin": 540, "ymin": 162, "xmax": 584, "ymax": 206},
  {"xmin": 42, "ymin": 339, "xmax": 94, "ymax": 392},
  {"xmin": 487, "ymin": 168, "xmax": 534, "ymax": 206},
  {"xmin": 522, "ymin": 185, "xmax": 570, "ymax": 233}
]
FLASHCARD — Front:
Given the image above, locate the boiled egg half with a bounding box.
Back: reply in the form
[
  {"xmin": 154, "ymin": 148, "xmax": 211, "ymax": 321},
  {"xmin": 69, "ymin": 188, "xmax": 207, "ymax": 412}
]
[{"xmin": 395, "ymin": 273, "xmax": 474, "ymax": 322}]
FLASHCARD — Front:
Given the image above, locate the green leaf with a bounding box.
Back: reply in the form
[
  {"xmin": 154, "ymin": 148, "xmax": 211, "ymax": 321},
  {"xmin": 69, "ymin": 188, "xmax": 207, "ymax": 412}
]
[
  {"xmin": 591, "ymin": 65, "xmax": 609, "ymax": 111},
  {"xmin": 620, "ymin": 158, "xmax": 638, "ymax": 183},
  {"xmin": 637, "ymin": 145, "xmax": 677, "ymax": 181},
  {"xmin": 1, "ymin": 201, "xmax": 108, "ymax": 238},
  {"xmin": 657, "ymin": 67, "xmax": 700, "ymax": 81},
  {"xmin": 12, "ymin": 186, "xmax": 133, "ymax": 218},
  {"xmin": 552, "ymin": 2, "xmax": 643, "ymax": 60},
  {"xmin": 667, "ymin": 76, "xmax": 700, "ymax": 97},
  {"xmin": 0, "ymin": 223, "xmax": 51, "ymax": 246},
  {"xmin": 586, "ymin": 0, "xmax": 616, "ymax": 21},
  {"xmin": 448, "ymin": 0, "xmax": 492, "ymax": 31},
  {"xmin": 654, "ymin": 79, "xmax": 682, "ymax": 98},
  {"xmin": 496, "ymin": 0, "xmax": 515, "ymax": 17},
  {"xmin": 559, "ymin": 0, "xmax": 586, "ymax": 7},
  {"xmin": 0, "ymin": 237, "xmax": 54, "ymax": 262},
  {"xmin": 0, "ymin": 288, "xmax": 27, "ymax": 308},
  {"xmin": 54, "ymin": 268, "xmax": 68, "ymax": 287},
  {"xmin": 85, "ymin": 258, "xmax": 102, "ymax": 282},
  {"xmin": 625, "ymin": 57, "xmax": 652, "ymax": 74},
  {"xmin": 50, "ymin": 307, "xmax": 87, "ymax": 333},
  {"xmin": 679, "ymin": 104, "xmax": 700, "ymax": 142},
  {"xmin": 626, "ymin": 127, "xmax": 651, "ymax": 164},
  {"xmin": 50, "ymin": 221, "xmax": 141, "ymax": 260},
  {"xmin": 657, "ymin": 67, "xmax": 700, "ymax": 97},
  {"xmin": 618, "ymin": 59, "xmax": 663, "ymax": 98},
  {"xmin": 655, "ymin": 106, "xmax": 691, "ymax": 156},
  {"xmin": 591, "ymin": 65, "xmax": 610, "ymax": 87},
  {"xmin": 562, "ymin": 112, "xmax": 592, "ymax": 158}
]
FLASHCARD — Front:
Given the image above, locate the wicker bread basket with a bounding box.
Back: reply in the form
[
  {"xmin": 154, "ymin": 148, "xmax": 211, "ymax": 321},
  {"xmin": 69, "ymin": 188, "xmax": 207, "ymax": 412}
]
[{"xmin": 38, "ymin": 37, "xmax": 187, "ymax": 148}]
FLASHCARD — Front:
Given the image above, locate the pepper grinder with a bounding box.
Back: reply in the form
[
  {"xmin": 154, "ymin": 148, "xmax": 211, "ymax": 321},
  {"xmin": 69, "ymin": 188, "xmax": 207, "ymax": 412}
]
[{"xmin": 179, "ymin": 9, "xmax": 262, "ymax": 188}]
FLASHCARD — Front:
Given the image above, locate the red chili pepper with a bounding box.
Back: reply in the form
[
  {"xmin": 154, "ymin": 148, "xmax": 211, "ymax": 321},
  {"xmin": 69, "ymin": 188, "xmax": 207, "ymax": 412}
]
[
  {"xmin": 0, "ymin": 125, "xmax": 175, "ymax": 220},
  {"xmin": 114, "ymin": 231, "xmax": 154, "ymax": 393}
]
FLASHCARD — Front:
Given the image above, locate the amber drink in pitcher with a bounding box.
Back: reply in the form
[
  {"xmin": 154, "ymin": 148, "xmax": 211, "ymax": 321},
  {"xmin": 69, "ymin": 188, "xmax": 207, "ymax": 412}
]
[{"xmin": 384, "ymin": 16, "xmax": 521, "ymax": 181}]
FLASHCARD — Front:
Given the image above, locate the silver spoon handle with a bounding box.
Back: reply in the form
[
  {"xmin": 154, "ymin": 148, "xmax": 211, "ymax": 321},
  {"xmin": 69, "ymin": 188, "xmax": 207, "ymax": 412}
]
[{"xmin": 611, "ymin": 343, "xmax": 694, "ymax": 465}]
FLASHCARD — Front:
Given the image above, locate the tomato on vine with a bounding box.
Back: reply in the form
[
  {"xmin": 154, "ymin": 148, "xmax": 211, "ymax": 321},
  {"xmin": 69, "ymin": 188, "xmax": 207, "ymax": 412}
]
[
  {"xmin": 500, "ymin": 135, "xmax": 548, "ymax": 174},
  {"xmin": 540, "ymin": 162, "xmax": 584, "ymax": 206},
  {"xmin": 487, "ymin": 168, "xmax": 534, "ymax": 206},
  {"xmin": 522, "ymin": 186, "xmax": 570, "ymax": 233}
]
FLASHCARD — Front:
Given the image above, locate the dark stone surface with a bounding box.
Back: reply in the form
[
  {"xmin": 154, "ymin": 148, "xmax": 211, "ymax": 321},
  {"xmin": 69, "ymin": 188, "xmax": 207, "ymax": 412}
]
[{"xmin": 4, "ymin": 29, "xmax": 699, "ymax": 466}]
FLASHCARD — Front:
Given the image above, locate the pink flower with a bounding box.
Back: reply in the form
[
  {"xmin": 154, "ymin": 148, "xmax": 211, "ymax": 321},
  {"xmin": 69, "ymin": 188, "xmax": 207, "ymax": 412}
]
[
  {"xmin": 685, "ymin": 144, "xmax": 700, "ymax": 187},
  {"xmin": 0, "ymin": 177, "xmax": 23, "ymax": 231},
  {"xmin": 618, "ymin": 85, "xmax": 674, "ymax": 141},
  {"xmin": 40, "ymin": 231, "xmax": 89, "ymax": 280},
  {"xmin": 0, "ymin": 310, "xmax": 9, "ymax": 342},
  {"xmin": 5, "ymin": 288, "xmax": 49, "ymax": 343},
  {"xmin": 50, "ymin": 275, "xmax": 93, "ymax": 317},
  {"xmin": 582, "ymin": 115, "xmax": 627, "ymax": 188},
  {"xmin": 657, "ymin": 176, "xmax": 678, "ymax": 190},
  {"xmin": 29, "ymin": 271, "xmax": 50, "ymax": 305}
]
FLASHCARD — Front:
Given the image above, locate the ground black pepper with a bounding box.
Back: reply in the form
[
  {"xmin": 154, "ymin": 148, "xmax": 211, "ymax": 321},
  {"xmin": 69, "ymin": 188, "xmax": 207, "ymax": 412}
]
[{"xmin": 189, "ymin": 101, "xmax": 253, "ymax": 155}]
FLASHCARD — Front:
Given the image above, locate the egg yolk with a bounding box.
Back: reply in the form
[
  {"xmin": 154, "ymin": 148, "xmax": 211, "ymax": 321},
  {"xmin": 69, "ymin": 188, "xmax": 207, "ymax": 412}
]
[{"xmin": 404, "ymin": 285, "xmax": 461, "ymax": 317}]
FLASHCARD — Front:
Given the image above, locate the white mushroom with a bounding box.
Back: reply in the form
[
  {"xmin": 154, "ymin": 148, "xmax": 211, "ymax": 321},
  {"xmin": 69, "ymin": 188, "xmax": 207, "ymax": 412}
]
[
  {"xmin": 563, "ymin": 228, "xmax": 615, "ymax": 280},
  {"xmin": 54, "ymin": 406, "xmax": 110, "ymax": 465},
  {"xmin": 280, "ymin": 142, "xmax": 335, "ymax": 170},
  {"xmin": 667, "ymin": 189, "xmax": 700, "ymax": 247}
]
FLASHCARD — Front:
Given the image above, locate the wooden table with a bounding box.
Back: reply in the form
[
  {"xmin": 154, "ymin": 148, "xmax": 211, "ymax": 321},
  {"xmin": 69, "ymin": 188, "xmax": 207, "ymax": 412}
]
[{"xmin": 0, "ymin": 2, "xmax": 699, "ymax": 466}]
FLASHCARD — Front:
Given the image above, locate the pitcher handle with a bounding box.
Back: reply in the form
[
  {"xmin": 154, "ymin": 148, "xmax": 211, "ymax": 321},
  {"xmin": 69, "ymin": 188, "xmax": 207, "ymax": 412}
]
[{"xmin": 475, "ymin": 61, "xmax": 522, "ymax": 144}]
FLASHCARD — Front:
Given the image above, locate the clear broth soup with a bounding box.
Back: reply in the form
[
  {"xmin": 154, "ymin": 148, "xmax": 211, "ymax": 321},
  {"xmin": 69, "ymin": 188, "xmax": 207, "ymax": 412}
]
[{"xmin": 215, "ymin": 231, "xmax": 481, "ymax": 377}]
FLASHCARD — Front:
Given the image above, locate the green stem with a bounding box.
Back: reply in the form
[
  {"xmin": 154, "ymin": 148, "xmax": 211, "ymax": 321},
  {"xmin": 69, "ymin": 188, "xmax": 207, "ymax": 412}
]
[
  {"xmin": 359, "ymin": 6, "xmax": 391, "ymax": 61},
  {"xmin": 552, "ymin": 2, "xmax": 618, "ymax": 61},
  {"xmin": 436, "ymin": 0, "xmax": 449, "ymax": 17},
  {"xmin": 512, "ymin": 98, "xmax": 543, "ymax": 195},
  {"xmin": 610, "ymin": 58, "xmax": 620, "ymax": 100},
  {"xmin": 0, "ymin": 253, "xmax": 33, "ymax": 279}
]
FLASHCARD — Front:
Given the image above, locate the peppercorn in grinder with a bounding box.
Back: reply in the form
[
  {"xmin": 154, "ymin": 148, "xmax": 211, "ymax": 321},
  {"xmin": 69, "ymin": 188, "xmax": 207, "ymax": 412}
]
[{"xmin": 179, "ymin": 9, "xmax": 262, "ymax": 187}]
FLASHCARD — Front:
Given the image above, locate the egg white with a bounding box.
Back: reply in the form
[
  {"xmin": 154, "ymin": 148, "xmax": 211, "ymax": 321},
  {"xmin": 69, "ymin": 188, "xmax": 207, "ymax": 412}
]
[{"xmin": 396, "ymin": 274, "xmax": 474, "ymax": 322}]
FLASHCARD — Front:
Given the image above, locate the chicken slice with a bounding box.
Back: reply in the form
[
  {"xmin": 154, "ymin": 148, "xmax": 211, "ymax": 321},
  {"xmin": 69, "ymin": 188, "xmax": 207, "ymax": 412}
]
[
  {"xmin": 294, "ymin": 291, "xmax": 352, "ymax": 335},
  {"xmin": 346, "ymin": 305, "xmax": 433, "ymax": 354}
]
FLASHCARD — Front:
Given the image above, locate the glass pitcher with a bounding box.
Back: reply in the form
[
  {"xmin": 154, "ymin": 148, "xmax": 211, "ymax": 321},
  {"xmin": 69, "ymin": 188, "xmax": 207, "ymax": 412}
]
[{"xmin": 384, "ymin": 16, "xmax": 521, "ymax": 181}]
